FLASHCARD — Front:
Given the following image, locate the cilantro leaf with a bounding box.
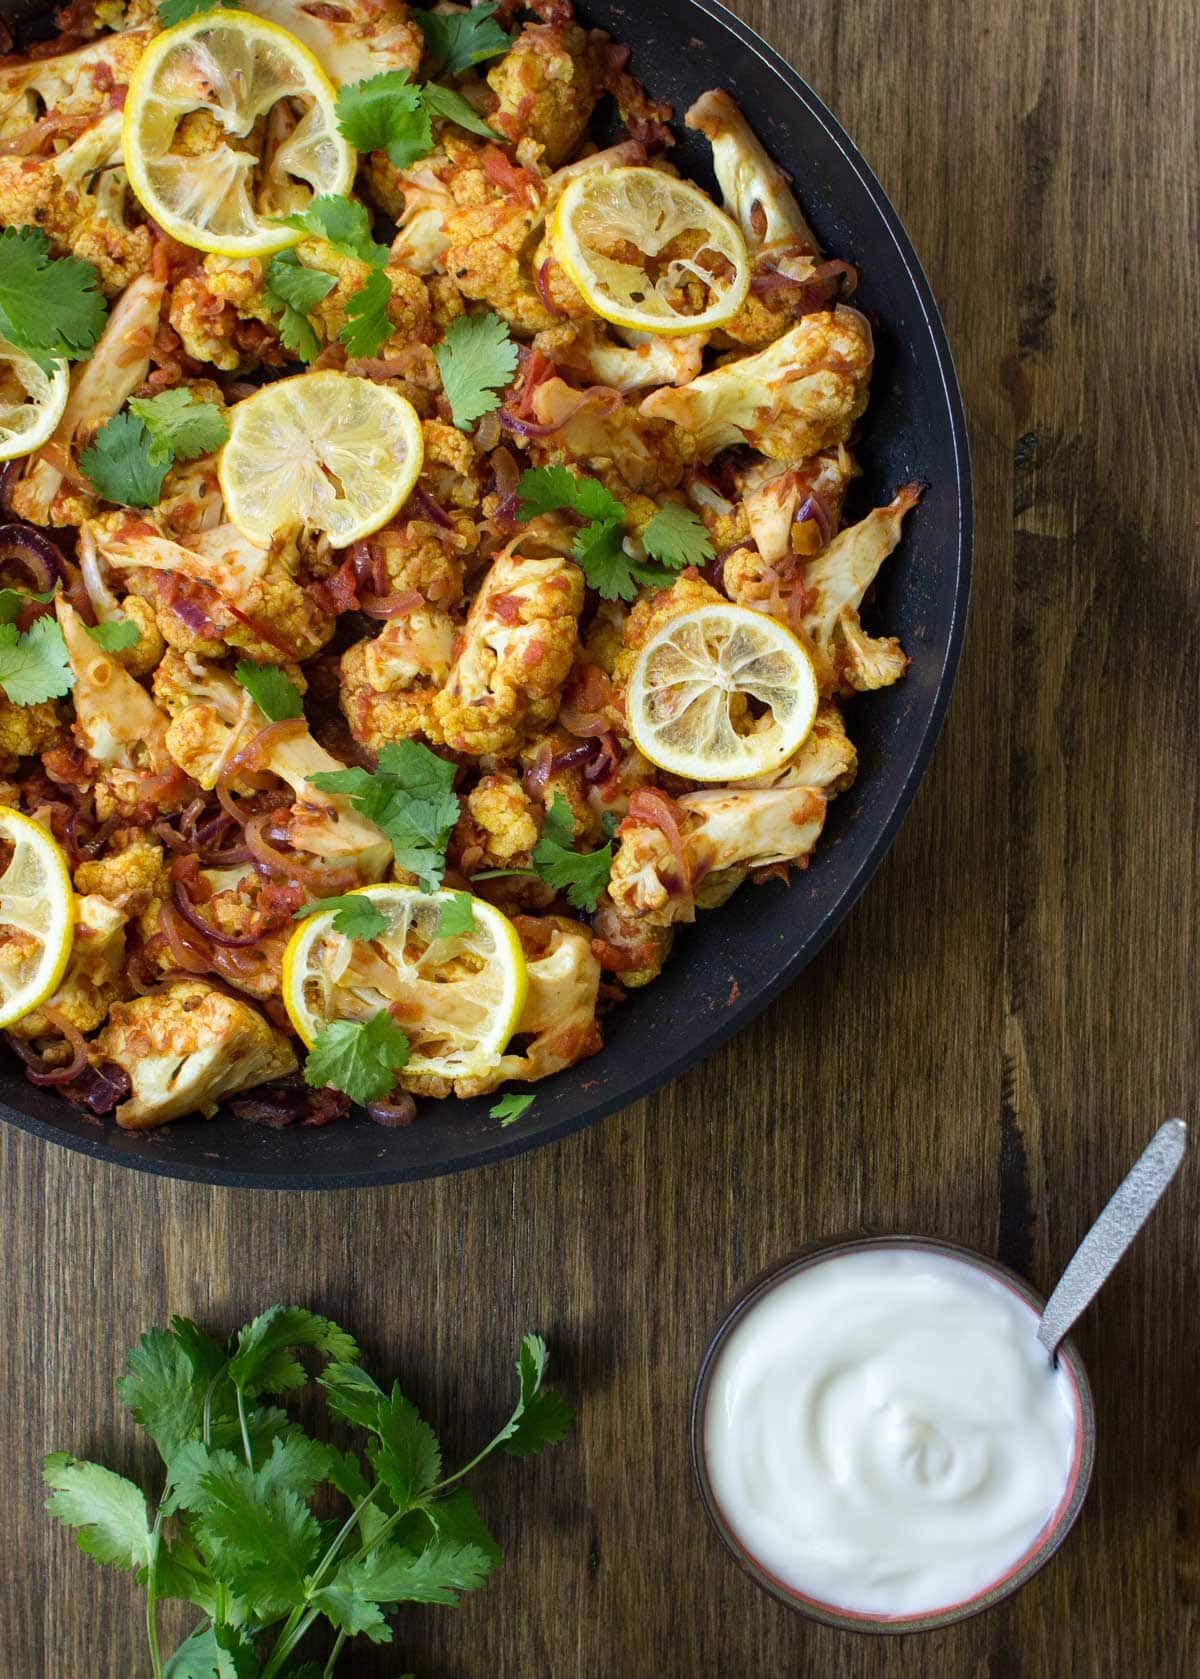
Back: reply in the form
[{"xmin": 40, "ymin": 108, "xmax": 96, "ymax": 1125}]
[
  {"xmin": 436, "ymin": 890, "xmax": 475, "ymax": 937},
  {"xmin": 572, "ymin": 517, "xmax": 637, "ymax": 601},
  {"xmin": 157, "ymin": 0, "xmax": 237, "ymax": 25},
  {"xmin": 320, "ymin": 1362, "xmax": 442, "ymax": 1509},
  {"xmin": 331, "ymin": 1537, "xmax": 493, "ymax": 1609},
  {"xmin": 420, "ymin": 81, "xmax": 500, "ymax": 141},
  {"xmin": 340, "ymin": 266, "xmax": 394, "ymax": 359},
  {"xmin": 160, "ymin": 1621, "xmax": 258, "ymax": 1679},
  {"xmin": 311, "ymin": 742, "xmax": 460, "ymax": 890},
  {"xmin": 516, "ymin": 465, "xmax": 625, "ymax": 525},
  {"xmin": 0, "ymin": 616, "xmax": 73, "ymax": 705},
  {"xmin": 88, "ymin": 618, "xmax": 141, "ymax": 653},
  {"xmin": 0, "ymin": 586, "xmax": 55, "ymax": 625},
  {"xmin": 43, "ymin": 1454, "xmax": 154, "ymax": 1572},
  {"xmin": 174, "ymin": 1453, "xmax": 323, "ymax": 1618},
  {"xmin": 0, "ymin": 227, "xmax": 106, "ymax": 370},
  {"xmin": 79, "ymin": 412, "xmax": 170, "ymax": 508},
  {"xmin": 491, "ymin": 1092, "xmax": 534, "ymax": 1127},
  {"xmin": 319, "ymin": 1361, "xmax": 391, "ymax": 1431},
  {"xmin": 413, "ymin": 3, "xmax": 511, "ymax": 74},
  {"xmin": 280, "ymin": 195, "xmax": 389, "ymax": 267},
  {"xmin": 641, "ymin": 501, "xmax": 715, "ymax": 571},
  {"xmin": 304, "ymin": 1009, "xmax": 411, "ymax": 1106},
  {"xmin": 531, "ymin": 793, "xmax": 613, "ymax": 911},
  {"xmin": 116, "ymin": 1326, "xmax": 212, "ymax": 1465},
  {"xmin": 293, "ymin": 893, "xmax": 390, "ymax": 940},
  {"xmin": 264, "ymin": 249, "xmax": 336, "ymax": 364},
  {"xmin": 234, "ymin": 660, "xmax": 304, "ymax": 722},
  {"xmin": 128, "ymin": 390, "xmax": 228, "ymax": 463},
  {"xmin": 428, "ymin": 1487, "xmax": 502, "ymax": 1565},
  {"xmin": 497, "ymin": 1332, "xmax": 575, "ymax": 1456},
  {"xmin": 434, "ymin": 310, "xmax": 519, "ymax": 431},
  {"xmin": 336, "ymin": 70, "xmax": 431, "ymax": 168},
  {"xmin": 227, "ymin": 1307, "xmax": 359, "ymax": 1399}
]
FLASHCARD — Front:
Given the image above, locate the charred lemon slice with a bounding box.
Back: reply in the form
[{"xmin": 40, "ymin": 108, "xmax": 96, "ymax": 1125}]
[
  {"xmin": 0, "ymin": 340, "xmax": 68, "ymax": 462},
  {"xmin": 282, "ymin": 886, "xmax": 528, "ymax": 1082},
  {"xmin": 0, "ymin": 809, "xmax": 75, "ymax": 1029}
]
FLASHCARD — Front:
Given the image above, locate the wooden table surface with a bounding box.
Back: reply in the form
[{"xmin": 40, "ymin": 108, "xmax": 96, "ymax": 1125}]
[{"xmin": 4, "ymin": 0, "xmax": 1198, "ymax": 1673}]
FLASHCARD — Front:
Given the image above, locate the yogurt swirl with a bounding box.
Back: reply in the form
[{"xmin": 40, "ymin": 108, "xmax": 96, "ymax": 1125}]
[{"xmin": 702, "ymin": 1247, "xmax": 1080, "ymax": 1616}]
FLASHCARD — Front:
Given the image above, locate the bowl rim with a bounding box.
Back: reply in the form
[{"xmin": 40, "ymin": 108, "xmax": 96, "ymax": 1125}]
[
  {"xmin": 690, "ymin": 1234, "xmax": 1096, "ymax": 1632},
  {"xmin": 0, "ymin": 0, "xmax": 973, "ymax": 1188}
]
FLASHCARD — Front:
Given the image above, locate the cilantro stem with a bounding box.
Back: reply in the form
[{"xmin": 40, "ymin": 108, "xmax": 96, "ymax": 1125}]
[
  {"xmin": 235, "ymin": 1387, "xmax": 254, "ymax": 1469},
  {"xmin": 323, "ymin": 1632, "xmax": 346, "ymax": 1677},
  {"xmin": 145, "ymin": 1508, "xmax": 165, "ymax": 1679},
  {"xmin": 261, "ymin": 1484, "xmax": 385, "ymax": 1678}
]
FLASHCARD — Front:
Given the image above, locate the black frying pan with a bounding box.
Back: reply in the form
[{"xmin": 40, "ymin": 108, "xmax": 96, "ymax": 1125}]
[{"xmin": 0, "ymin": 0, "xmax": 972, "ymax": 1187}]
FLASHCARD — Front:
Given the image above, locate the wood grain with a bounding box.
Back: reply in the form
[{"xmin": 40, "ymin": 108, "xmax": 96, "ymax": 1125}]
[{"xmin": 3, "ymin": 0, "xmax": 1198, "ymax": 1673}]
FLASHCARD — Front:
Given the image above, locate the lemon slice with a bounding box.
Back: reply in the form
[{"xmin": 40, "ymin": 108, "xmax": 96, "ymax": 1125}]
[
  {"xmin": 122, "ymin": 9, "xmax": 354, "ymax": 257},
  {"xmin": 219, "ymin": 372, "xmax": 423, "ymax": 547},
  {"xmin": 627, "ymin": 603, "xmax": 818, "ymax": 782},
  {"xmin": 0, "ymin": 340, "xmax": 68, "ymax": 463},
  {"xmin": 282, "ymin": 885, "xmax": 528, "ymax": 1081},
  {"xmin": 0, "ymin": 809, "xmax": 76, "ymax": 1029},
  {"xmin": 549, "ymin": 165, "xmax": 750, "ymax": 335}
]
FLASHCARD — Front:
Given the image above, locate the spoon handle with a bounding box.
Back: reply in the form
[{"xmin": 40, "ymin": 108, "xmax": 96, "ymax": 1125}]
[{"xmin": 1037, "ymin": 1119, "xmax": 1188, "ymax": 1358}]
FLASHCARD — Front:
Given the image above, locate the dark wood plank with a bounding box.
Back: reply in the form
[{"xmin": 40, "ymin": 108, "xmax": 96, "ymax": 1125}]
[{"xmin": 3, "ymin": 0, "xmax": 1198, "ymax": 1673}]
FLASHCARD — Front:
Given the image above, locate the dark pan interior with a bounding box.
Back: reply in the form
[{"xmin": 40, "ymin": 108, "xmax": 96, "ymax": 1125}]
[{"xmin": 0, "ymin": 0, "xmax": 972, "ymax": 1186}]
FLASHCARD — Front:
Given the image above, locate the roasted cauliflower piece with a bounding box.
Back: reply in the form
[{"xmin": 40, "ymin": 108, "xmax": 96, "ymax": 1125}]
[
  {"xmin": 800, "ymin": 486, "xmax": 919, "ymax": 693},
  {"xmin": 339, "ymin": 607, "xmax": 455, "ymax": 750},
  {"xmin": 528, "ymin": 378, "xmax": 691, "ymax": 496},
  {"xmin": 486, "ymin": 22, "xmax": 602, "ymax": 167},
  {"xmin": 611, "ymin": 569, "xmax": 726, "ymax": 691},
  {"xmin": 8, "ymin": 893, "xmax": 128, "ymax": 1041},
  {"xmin": 93, "ymin": 978, "xmax": 297, "ymax": 1129},
  {"xmin": 462, "ymin": 771, "xmax": 540, "ymax": 867},
  {"xmin": 442, "ymin": 165, "xmax": 553, "ymax": 335},
  {"xmin": 240, "ymin": 0, "xmax": 422, "ymax": 84},
  {"xmin": 0, "ymin": 696, "xmax": 64, "ymax": 769},
  {"xmin": 532, "ymin": 320, "xmax": 707, "ymax": 393},
  {"xmin": 686, "ymin": 89, "xmax": 819, "ymax": 257},
  {"xmin": 454, "ymin": 916, "xmax": 602, "ymax": 1094},
  {"xmin": 74, "ymin": 839, "xmax": 171, "ymax": 916},
  {"xmin": 434, "ymin": 548, "xmax": 584, "ymax": 756},
  {"xmin": 640, "ymin": 306, "xmax": 873, "ymax": 463}
]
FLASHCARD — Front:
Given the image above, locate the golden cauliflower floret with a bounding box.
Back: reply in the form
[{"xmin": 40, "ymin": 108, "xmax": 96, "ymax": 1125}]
[
  {"xmin": 611, "ymin": 569, "xmax": 727, "ymax": 690},
  {"xmin": 168, "ymin": 272, "xmax": 250, "ymax": 372},
  {"xmin": 464, "ymin": 772, "xmax": 540, "ymax": 866},
  {"xmin": 442, "ymin": 194, "xmax": 553, "ymax": 336},
  {"xmin": 222, "ymin": 560, "xmax": 336, "ymax": 664},
  {"xmin": 74, "ymin": 840, "xmax": 170, "ymax": 916},
  {"xmin": 799, "ymin": 486, "xmax": 918, "ymax": 694},
  {"xmin": 365, "ymin": 524, "xmax": 466, "ymax": 607},
  {"xmin": 8, "ymin": 894, "xmax": 129, "ymax": 1041},
  {"xmin": 434, "ymin": 550, "xmax": 584, "ymax": 756},
  {"xmin": 420, "ymin": 420, "xmax": 481, "ymax": 508},
  {"xmin": 93, "ymin": 979, "xmax": 297, "ymax": 1130},
  {"xmin": 111, "ymin": 596, "xmax": 167, "ymax": 678},
  {"xmin": 339, "ymin": 608, "xmax": 454, "ymax": 751},
  {"xmin": 486, "ymin": 22, "xmax": 602, "ymax": 166},
  {"xmin": 527, "ymin": 379, "xmax": 691, "ymax": 496},
  {"xmin": 163, "ymin": 703, "xmax": 239, "ymax": 789},
  {"xmin": 0, "ymin": 697, "xmax": 64, "ymax": 767}
]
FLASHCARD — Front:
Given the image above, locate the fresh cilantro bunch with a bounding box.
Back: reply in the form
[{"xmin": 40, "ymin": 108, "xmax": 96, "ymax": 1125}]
[
  {"xmin": 516, "ymin": 466, "xmax": 715, "ymax": 600},
  {"xmin": 44, "ymin": 1308, "xmax": 572, "ymax": 1678},
  {"xmin": 0, "ymin": 227, "xmax": 107, "ymax": 374},
  {"xmin": 412, "ymin": 3, "xmax": 511, "ymax": 74},
  {"xmin": 267, "ymin": 197, "xmax": 396, "ymax": 362},
  {"xmin": 310, "ymin": 740, "xmax": 460, "ymax": 891},
  {"xmin": 336, "ymin": 69, "xmax": 498, "ymax": 171},
  {"xmin": 434, "ymin": 310, "xmax": 519, "ymax": 430},
  {"xmin": 80, "ymin": 391, "xmax": 229, "ymax": 509}
]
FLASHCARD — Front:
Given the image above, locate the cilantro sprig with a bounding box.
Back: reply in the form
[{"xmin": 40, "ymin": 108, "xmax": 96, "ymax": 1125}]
[
  {"xmin": 80, "ymin": 392, "xmax": 228, "ymax": 508},
  {"xmin": 269, "ymin": 197, "xmax": 396, "ymax": 361},
  {"xmin": 434, "ymin": 310, "xmax": 519, "ymax": 431},
  {"xmin": 476, "ymin": 795, "xmax": 615, "ymax": 912},
  {"xmin": 305, "ymin": 1008, "xmax": 411, "ymax": 1107},
  {"xmin": 412, "ymin": 3, "xmax": 511, "ymax": 75},
  {"xmin": 45, "ymin": 1308, "xmax": 572, "ymax": 1676},
  {"xmin": 336, "ymin": 69, "xmax": 498, "ymax": 172},
  {"xmin": 516, "ymin": 467, "xmax": 715, "ymax": 600},
  {"xmin": 0, "ymin": 615, "xmax": 73, "ymax": 705},
  {"xmin": 0, "ymin": 227, "xmax": 107, "ymax": 373},
  {"xmin": 293, "ymin": 893, "xmax": 390, "ymax": 941},
  {"xmin": 491, "ymin": 1092, "xmax": 535, "ymax": 1127},
  {"xmin": 234, "ymin": 660, "xmax": 305, "ymax": 723},
  {"xmin": 310, "ymin": 740, "xmax": 460, "ymax": 891}
]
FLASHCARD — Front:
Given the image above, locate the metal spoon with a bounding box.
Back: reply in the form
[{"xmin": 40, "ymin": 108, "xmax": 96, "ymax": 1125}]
[{"xmin": 1037, "ymin": 1119, "xmax": 1188, "ymax": 1359}]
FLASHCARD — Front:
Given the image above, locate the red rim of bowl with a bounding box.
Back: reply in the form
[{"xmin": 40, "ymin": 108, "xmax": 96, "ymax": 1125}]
[{"xmin": 690, "ymin": 1234, "xmax": 1096, "ymax": 1633}]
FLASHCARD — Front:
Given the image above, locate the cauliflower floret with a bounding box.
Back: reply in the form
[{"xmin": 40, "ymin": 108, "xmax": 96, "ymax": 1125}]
[
  {"xmin": 453, "ymin": 916, "xmax": 602, "ymax": 1094},
  {"xmin": 686, "ymin": 90, "xmax": 819, "ymax": 257},
  {"xmin": 339, "ymin": 607, "xmax": 455, "ymax": 750},
  {"xmin": 532, "ymin": 320, "xmax": 706, "ymax": 392},
  {"xmin": 420, "ymin": 420, "xmax": 481, "ymax": 509},
  {"xmin": 0, "ymin": 32, "xmax": 149, "ymax": 143},
  {"xmin": 0, "ymin": 696, "xmax": 63, "ymax": 768},
  {"xmin": 799, "ymin": 486, "xmax": 918, "ymax": 693},
  {"xmin": 74, "ymin": 839, "xmax": 171, "ymax": 916},
  {"xmin": 11, "ymin": 272, "xmax": 166, "ymax": 527},
  {"xmin": 463, "ymin": 772, "xmax": 540, "ymax": 867},
  {"xmin": 379, "ymin": 157, "xmax": 455, "ymax": 268},
  {"xmin": 354, "ymin": 523, "xmax": 466, "ymax": 608},
  {"xmin": 8, "ymin": 893, "xmax": 128, "ymax": 1041},
  {"xmin": 528, "ymin": 378, "xmax": 691, "ymax": 496},
  {"xmin": 440, "ymin": 139, "xmax": 555, "ymax": 335},
  {"xmin": 434, "ymin": 549, "xmax": 584, "ymax": 756},
  {"xmin": 486, "ymin": 23, "xmax": 602, "ymax": 166},
  {"xmin": 735, "ymin": 447, "xmax": 855, "ymax": 567},
  {"xmin": 640, "ymin": 306, "xmax": 873, "ymax": 463},
  {"xmin": 169, "ymin": 264, "xmax": 270, "ymax": 372},
  {"xmin": 92, "ymin": 978, "xmax": 297, "ymax": 1129},
  {"xmin": 240, "ymin": 0, "xmax": 422, "ymax": 84},
  {"xmin": 590, "ymin": 895, "xmax": 673, "ymax": 988}
]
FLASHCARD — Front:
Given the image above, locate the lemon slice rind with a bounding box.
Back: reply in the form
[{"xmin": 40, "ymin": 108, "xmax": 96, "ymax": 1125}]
[
  {"xmin": 282, "ymin": 885, "xmax": 528, "ymax": 1082},
  {"xmin": 0, "ymin": 809, "xmax": 76, "ymax": 1029},
  {"xmin": 122, "ymin": 9, "xmax": 355, "ymax": 258},
  {"xmin": 218, "ymin": 372, "xmax": 424, "ymax": 548},
  {"xmin": 0, "ymin": 340, "xmax": 69, "ymax": 463},
  {"xmin": 550, "ymin": 166, "xmax": 751, "ymax": 337},
  {"xmin": 627, "ymin": 604, "xmax": 819, "ymax": 782}
]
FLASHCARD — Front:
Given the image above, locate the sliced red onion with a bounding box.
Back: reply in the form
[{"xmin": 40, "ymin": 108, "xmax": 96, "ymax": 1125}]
[
  {"xmin": 63, "ymin": 1062, "xmax": 131, "ymax": 1117},
  {"xmin": 0, "ymin": 524, "xmax": 64, "ymax": 592},
  {"xmin": 583, "ymin": 732, "xmax": 621, "ymax": 786},
  {"xmin": 550, "ymin": 738, "xmax": 600, "ymax": 772},
  {"xmin": 498, "ymin": 408, "xmax": 564, "ymax": 438},
  {"xmin": 172, "ymin": 877, "xmax": 263, "ymax": 947},
  {"xmin": 367, "ymin": 1093, "xmax": 417, "ymax": 1127},
  {"xmin": 410, "ymin": 486, "xmax": 453, "ymax": 529},
  {"xmin": 795, "ymin": 490, "xmax": 832, "ymax": 547}
]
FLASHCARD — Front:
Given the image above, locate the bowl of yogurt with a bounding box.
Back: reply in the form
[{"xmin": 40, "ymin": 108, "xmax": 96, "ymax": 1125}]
[{"xmin": 692, "ymin": 1236, "xmax": 1095, "ymax": 1631}]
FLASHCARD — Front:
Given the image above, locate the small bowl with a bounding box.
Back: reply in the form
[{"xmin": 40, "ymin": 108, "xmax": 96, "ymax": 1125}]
[{"xmin": 691, "ymin": 1235, "xmax": 1096, "ymax": 1632}]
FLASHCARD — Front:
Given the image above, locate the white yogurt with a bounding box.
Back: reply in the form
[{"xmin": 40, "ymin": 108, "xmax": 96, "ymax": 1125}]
[{"xmin": 702, "ymin": 1246, "xmax": 1080, "ymax": 1617}]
